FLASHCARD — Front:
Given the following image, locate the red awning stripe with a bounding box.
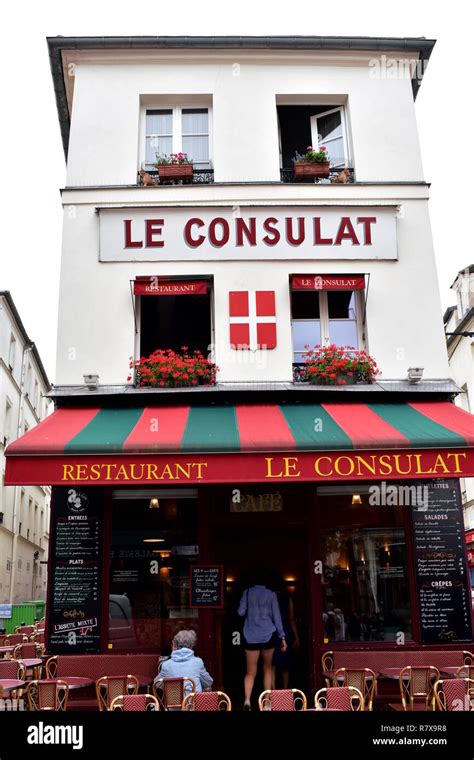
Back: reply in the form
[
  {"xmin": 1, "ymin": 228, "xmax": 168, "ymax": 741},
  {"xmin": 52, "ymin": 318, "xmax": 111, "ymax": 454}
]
[
  {"xmin": 235, "ymin": 405, "xmax": 296, "ymax": 450},
  {"xmin": 5, "ymin": 408, "xmax": 101, "ymax": 454},
  {"xmin": 321, "ymin": 403, "xmax": 410, "ymax": 448},
  {"xmin": 123, "ymin": 406, "xmax": 190, "ymax": 452},
  {"xmin": 408, "ymin": 402, "xmax": 474, "ymax": 445}
]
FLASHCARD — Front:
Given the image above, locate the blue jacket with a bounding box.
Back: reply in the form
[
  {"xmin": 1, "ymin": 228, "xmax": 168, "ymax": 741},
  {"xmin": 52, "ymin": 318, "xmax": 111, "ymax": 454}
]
[
  {"xmin": 154, "ymin": 648, "xmax": 213, "ymax": 693},
  {"xmin": 238, "ymin": 585, "xmax": 285, "ymax": 644}
]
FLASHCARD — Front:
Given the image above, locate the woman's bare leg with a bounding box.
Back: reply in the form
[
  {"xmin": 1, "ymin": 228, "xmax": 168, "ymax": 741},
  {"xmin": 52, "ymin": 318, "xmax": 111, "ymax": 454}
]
[
  {"xmin": 262, "ymin": 648, "xmax": 275, "ymax": 692},
  {"xmin": 244, "ymin": 649, "xmax": 260, "ymax": 703}
]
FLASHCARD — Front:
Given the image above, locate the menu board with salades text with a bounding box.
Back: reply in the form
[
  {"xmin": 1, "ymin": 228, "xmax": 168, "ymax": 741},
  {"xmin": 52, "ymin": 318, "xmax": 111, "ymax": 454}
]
[
  {"xmin": 410, "ymin": 479, "xmax": 472, "ymax": 644},
  {"xmin": 47, "ymin": 487, "xmax": 104, "ymax": 653}
]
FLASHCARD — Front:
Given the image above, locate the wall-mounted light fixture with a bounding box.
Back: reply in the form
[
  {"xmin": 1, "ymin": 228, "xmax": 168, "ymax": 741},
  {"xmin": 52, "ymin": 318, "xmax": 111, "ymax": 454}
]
[
  {"xmin": 407, "ymin": 367, "xmax": 424, "ymax": 384},
  {"xmin": 351, "ymin": 494, "xmax": 362, "ymax": 505},
  {"xmin": 83, "ymin": 374, "xmax": 99, "ymax": 390},
  {"xmin": 149, "ymin": 497, "xmax": 160, "ymax": 510}
]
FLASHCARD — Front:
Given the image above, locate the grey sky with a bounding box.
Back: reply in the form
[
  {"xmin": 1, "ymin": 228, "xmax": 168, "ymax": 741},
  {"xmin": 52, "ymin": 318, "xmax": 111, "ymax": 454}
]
[{"xmin": 0, "ymin": 0, "xmax": 468, "ymax": 378}]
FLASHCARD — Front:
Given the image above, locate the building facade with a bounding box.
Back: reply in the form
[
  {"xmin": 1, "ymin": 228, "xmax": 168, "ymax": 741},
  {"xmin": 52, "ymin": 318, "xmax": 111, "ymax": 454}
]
[
  {"xmin": 0, "ymin": 291, "xmax": 51, "ymax": 603},
  {"xmin": 5, "ymin": 37, "xmax": 474, "ymax": 698},
  {"xmin": 444, "ymin": 266, "xmax": 474, "ymax": 588}
]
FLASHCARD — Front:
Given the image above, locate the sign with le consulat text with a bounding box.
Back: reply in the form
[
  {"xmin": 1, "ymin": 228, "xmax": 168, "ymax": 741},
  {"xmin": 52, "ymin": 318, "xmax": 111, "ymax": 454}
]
[
  {"xmin": 99, "ymin": 205, "xmax": 398, "ymax": 261},
  {"xmin": 47, "ymin": 487, "xmax": 104, "ymax": 653},
  {"xmin": 190, "ymin": 565, "xmax": 224, "ymax": 608}
]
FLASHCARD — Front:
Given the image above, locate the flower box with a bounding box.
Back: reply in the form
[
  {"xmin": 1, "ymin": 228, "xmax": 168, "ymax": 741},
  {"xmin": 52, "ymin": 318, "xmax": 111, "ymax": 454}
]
[
  {"xmin": 302, "ymin": 344, "xmax": 380, "ymax": 385},
  {"xmin": 294, "ymin": 161, "xmax": 330, "ymax": 179},
  {"xmin": 129, "ymin": 348, "xmax": 218, "ymax": 388},
  {"xmin": 158, "ymin": 164, "xmax": 194, "ymax": 182}
]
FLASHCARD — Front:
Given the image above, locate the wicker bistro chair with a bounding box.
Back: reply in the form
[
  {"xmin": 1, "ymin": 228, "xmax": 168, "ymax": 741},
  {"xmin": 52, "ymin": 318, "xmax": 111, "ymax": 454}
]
[
  {"xmin": 15, "ymin": 625, "xmax": 36, "ymax": 637},
  {"xmin": 434, "ymin": 679, "xmax": 474, "ymax": 711},
  {"xmin": 258, "ymin": 689, "xmax": 307, "ymax": 711},
  {"xmin": 333, "ymin": 668, "xmax": 377, "ymax": 711},
  {"xmin": 182, "ymin": 691, "xmax": 232, "ymax": 711},
  {"xmin": 0, "ymin": 659, "xmax": 26, "ymax": 697},
  {"xmin": 30, "ymin": 631, "xmax": 45, "ymax": 645},
  {"xmin": 110, "ymin": 694, "xmax": 160, "ymax": 712},
  {"xmin": 153, "ymin": 677, "xmax": 196, "ymax": 710},
  {"xmin": 96, "ymin": 675, "xmax": 139, "ymax": 711},
  {"xmin": 4, "ymin": 634, "xmax": 28, "ymax": 647},
  {"xmin": 399, "ymin": 666, "xmax": 440, "ymax": 711},
  {"xmin": 321, "ymin": 651, "xmax": 334, "ymax": 687},
  {"xmin": 463, "ymin": 651, "xmax": 474, "ymax": 665},
  {"xmin": 456, "ymin": 665, "xmax": 474, "ymax": 682},
  {"xmin": 26, "ymin": 680, "xmax": 69, "ymax": 711},
  {"xmin": 13, "ymin": 643, "xmax": 44, "ymax": 679},
  {"xmin": 315, "ymin": 686, "xmax": 364, "ymax": 711}
]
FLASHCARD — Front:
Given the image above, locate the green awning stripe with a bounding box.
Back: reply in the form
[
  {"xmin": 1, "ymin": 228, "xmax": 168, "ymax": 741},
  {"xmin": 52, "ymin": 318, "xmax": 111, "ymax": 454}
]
[
  {"xmin": 181, "ymin": 406, "xmax": 240, "ymax": 451},
  {"xmin": 65, "ymin": 408, "xmax": 144, "ymax": 452},
  {"xmin": 279, "ymin": 405, "xmax": 353, "ymax": 449},
  {"xmin": 368, "ymin": 403, "xmax": 467, "ymax": 447}
]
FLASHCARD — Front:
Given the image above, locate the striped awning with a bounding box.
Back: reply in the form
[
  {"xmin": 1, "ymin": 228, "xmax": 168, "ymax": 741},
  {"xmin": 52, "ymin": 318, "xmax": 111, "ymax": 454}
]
[{"xmin": 5, "ymin": 401, "xmax": 474, "ymax": 485}]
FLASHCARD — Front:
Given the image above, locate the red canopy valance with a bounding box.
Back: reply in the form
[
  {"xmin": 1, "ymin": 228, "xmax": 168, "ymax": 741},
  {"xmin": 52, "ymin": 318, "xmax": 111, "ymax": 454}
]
[
  {"xmin": 292, "ymin": 274, "xmax": 365, "ymax": 291},
  {"xmin": 134, "ymin": 278, "xmax": 208, "ymax": 296}
]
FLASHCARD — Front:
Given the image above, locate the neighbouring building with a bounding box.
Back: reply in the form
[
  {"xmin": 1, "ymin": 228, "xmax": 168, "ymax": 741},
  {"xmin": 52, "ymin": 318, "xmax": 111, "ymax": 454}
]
[
  {"xmin": 4, "ymin": 36, "xmax": 474, "ymax": 699},
  {"xmin": 0, "ymin": 291, "xmax": 52, "ymax": 604},
  {"xmin": 444, "ymin": 265, "xmax": 474, "ymax": 591}
]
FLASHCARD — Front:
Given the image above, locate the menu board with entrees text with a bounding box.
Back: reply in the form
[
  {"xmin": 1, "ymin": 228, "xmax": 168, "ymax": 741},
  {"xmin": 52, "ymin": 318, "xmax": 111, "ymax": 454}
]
[
  {"xmin": 411, "ymin": 479, "xmax": 472, "ymax": 644},
  {"xmin": 47, "ymin": 487, "xmax": 103, "ymax": 653}
]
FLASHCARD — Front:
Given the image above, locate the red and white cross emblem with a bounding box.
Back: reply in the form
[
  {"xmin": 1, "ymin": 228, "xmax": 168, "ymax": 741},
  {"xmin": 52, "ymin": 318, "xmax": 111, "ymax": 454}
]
[{"xmin": 229, "ymin": 290, "xmax": 277, "ymax": 350}]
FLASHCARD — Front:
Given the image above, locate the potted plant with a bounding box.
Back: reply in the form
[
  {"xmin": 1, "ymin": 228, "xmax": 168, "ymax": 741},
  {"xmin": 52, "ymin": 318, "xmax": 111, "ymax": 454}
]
[
  {"xmin": 294, "ymin": 145, "xmax": 331, "ymax": 179},
  {"xmin": 302, "ymin": 344, "xmax": 380, "ymax": 385},
  {"xmin": 128, "ymin": 347, "xmax": 218, "ymax": 388},
  {"xmin": 155, "ymin": 152, "xmax": 194, "ymax": 183}
]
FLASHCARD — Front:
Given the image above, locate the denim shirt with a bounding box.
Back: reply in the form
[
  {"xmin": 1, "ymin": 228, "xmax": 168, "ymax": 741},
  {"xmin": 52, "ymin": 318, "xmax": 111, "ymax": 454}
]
[{"xmin": 238, "ymin": 585, "xmax": 285, "ymax": 643}]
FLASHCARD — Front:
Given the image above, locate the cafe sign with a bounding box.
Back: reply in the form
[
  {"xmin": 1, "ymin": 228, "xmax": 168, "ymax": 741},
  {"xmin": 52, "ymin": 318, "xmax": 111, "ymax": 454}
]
[
  {"xmin": 230, "ymin": 491, "xmax": 283, "ymax": 513},
  {"xmin": 99, "ymin": 205, "xmax": 398, "ymax": 262}
]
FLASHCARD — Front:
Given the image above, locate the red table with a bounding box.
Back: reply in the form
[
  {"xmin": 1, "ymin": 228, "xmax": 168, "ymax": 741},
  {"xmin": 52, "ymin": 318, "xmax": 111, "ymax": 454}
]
[
  {"xmin": 324, "ymin": 670, "xmax": 380, "ymax": 682},
  {"xmin": 0, "ymin": 679, "xmax": 25, "ymax": 693},
  {"xmin": 0, "ymin": 646, "xmax": 14, "ymax": 657},
  {"xmin": 17, "ymin": 658, "xmax": 43, "ymax": 678},
  {"xmin": 55, "ymin": 677, "xmax": 94, "ymax": 690},
  {"xmin": 440, "ymin": 667, "xmax": 470, "ymax": 678},
  {"xmin": 379, "ymin": 668, "xmax": 405, "ymax": 680}
]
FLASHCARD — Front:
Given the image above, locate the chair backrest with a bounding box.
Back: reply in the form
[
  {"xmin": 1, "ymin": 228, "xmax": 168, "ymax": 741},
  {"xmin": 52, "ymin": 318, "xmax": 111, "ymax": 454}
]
[
  {"xmin": 399, "ymin": 666, "xmax": 439, "ymax": 710},
  {"xmin": 31, "ymin": 631, "xmax": 45, "ymax": 645},
  {"xmin": 463, "ymin": 651, "xmax": 474, "ymax": 666},
  {"xmin": 434, "ymin": 678, "xmax": 474, "ymax": 711},
  {"xmin": 110, "ymin": 694, "xmax": 160, "ymax": 711},
  {"xmin": 258, "ymin": 689, "xmax": 307, "ymax": 711},
  {"xmin": 153, "ymin": 677, "xmax": 196, "ymax": 709},
  {"xmin": 13, "ymin": 643, "xmax": 39, "ymax": 660},
  {"xmin": 333, "ymin": 668, "xmax": 377, "ymax": 710},
  {"xmin": 315, "ymin": 686, "xmax": 364, "ymax": 711},
  {"xmin": 0, "ymin": 659, "xmax": 26, "ymax": 680},
  {"xmin": 96, "ymin": 675, "xmax": 139, "ymax": 711},
  {"xmin": 15, "ymin": 625, "xmax": 35, "ymax": 636},
  {"xmin": 182, "ymin": 691, "xmax": 231, "ymax": 711},
  {"xmin": 5, "ymin": 634, "xmax": 27, "ymax": 646},
  {"xmin": 27, "ymin": 680, "xmax": 69, "ymax": 711}
]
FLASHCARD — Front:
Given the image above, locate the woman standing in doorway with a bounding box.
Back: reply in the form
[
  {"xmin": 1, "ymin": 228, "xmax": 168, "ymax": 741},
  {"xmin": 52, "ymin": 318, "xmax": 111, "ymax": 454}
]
[{"xmin": 238, "ymin": 570, "xmax": 287, "ymax": 710}]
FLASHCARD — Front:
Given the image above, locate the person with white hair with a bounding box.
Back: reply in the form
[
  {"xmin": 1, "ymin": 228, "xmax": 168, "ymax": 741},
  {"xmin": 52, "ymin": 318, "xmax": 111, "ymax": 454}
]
[{"xmin": 154, "ymin": 629, "xmax": 213, "ymax": 695}]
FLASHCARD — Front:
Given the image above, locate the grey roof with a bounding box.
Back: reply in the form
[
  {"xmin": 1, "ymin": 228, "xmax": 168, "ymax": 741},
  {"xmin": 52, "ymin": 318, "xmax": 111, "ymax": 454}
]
[
  {"xmin": 0, "ymin": 291, "xmax": 51, "ymax": 390},
  {"xmin": 47, "ymin": 35, "xmax": 436, "ymax": 158},
  {"xmin": 47, "ymin": 378, "xmax": 460, "ymax": 402},
  {"xmin": 450, "ymin": 264, "xmax": 474, "ymax": 288}
]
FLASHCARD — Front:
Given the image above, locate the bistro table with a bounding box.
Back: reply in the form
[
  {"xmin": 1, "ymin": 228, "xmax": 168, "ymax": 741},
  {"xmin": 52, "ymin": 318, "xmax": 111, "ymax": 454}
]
[
  {"xmin": 55, "ymin": 677, "xmax": 94, "ymax": 690},
  {"xmin": 0, "ymin": 646, "xmax": 14, "ymax": 658},
  {"xmin": 439, "ymin": 667, "xmax": 470, "ymax": 678},
  {"xmin": 324, "ymin": 670, "xmax": 380, "ymax": 683},
  {"xmin": 0, "ymin": 679, "xmax": 26, "ymax": 693},
  {"xmin": 379, "ymin": 668, "xmax": 406, "ymax": 680},
  {"xmin": 17, "ymin": 658, "xmax": 43, "ymax": 679}
]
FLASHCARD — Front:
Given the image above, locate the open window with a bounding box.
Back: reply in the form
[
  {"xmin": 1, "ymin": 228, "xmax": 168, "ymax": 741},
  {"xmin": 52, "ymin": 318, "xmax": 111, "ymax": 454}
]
[
  {"xmin": 277, "ymin": 104, "xmax": 350, "ymax": 171},
  {"xmin": 136, "ymin": 277, "xmax": 213, "ymax": 358}
]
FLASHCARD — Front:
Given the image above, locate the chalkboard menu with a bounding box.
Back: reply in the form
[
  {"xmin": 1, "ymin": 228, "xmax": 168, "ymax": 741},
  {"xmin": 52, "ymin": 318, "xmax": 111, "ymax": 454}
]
[
  {"xmin": 411, "ymin": 479, "xmax": 472, "ymax": 644},
  {"xmin": 190, "ymin": 565, "xmax": 224, "ymax": 608},
  {"xmin": 47, "ymin": 487, "xmax": 104, "ymax": 653}
]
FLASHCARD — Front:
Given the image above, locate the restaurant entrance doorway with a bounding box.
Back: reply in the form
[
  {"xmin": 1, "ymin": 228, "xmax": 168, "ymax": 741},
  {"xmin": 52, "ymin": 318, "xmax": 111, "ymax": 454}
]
[{"xmin": 210, "ymin": 514, "xmax": 312, "ymax": 708}]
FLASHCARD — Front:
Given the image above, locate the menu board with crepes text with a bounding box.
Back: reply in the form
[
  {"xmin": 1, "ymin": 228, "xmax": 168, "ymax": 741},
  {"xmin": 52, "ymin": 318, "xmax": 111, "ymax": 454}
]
[
  {"xmin": 410, "ymin": 479, "xmax": 472, "ymax": 644},
  {"xmin": 47, "ymin": 487, "xmax": 104, "ymax": 653}
]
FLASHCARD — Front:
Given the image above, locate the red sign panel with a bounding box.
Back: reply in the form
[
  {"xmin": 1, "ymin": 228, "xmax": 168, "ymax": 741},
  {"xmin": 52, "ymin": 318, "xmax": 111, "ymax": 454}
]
[
  {"xmin": 292, "ymin": 274, "xmax": 365, "ymax": 291},
  {"xmin": 134, "ymin": 278, "xmax": 208, "ymax": 296},
  {"xmin": 5, "ymin": 447, "xmax": 474, "ymax": 486}
]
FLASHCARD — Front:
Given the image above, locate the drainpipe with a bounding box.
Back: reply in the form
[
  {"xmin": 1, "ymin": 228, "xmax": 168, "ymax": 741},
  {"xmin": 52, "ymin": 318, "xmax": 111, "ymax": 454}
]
[{"xmin": 9, "ymin": 344, "xmax": 33, "ymax": 604}]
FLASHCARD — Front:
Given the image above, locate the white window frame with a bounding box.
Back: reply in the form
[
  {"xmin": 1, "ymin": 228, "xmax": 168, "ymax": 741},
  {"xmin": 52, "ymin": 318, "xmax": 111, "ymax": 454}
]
[
  {"xmin": 291, "ymin": 289, "xmax": 365, "ymax": 363},
  {"xmin": 141, "ymin": 104, "xmax": 213, "ymax": 171},
  {"xmin": 310, "ymin": 106, "xmax": 350, "ymax": 169}
]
